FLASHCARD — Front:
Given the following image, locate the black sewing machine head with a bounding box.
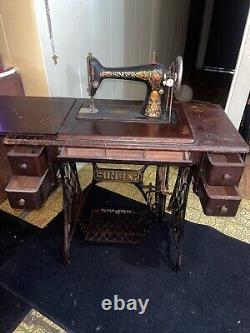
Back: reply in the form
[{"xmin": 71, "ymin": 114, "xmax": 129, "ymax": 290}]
[{"xmin": 86, "ymin": 53, "xmax": 183, "ymax": 119}]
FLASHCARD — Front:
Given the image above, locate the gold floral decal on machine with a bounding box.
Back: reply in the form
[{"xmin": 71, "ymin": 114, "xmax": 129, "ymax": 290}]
[
  {"xmin": 100, "ymin": 69, "xmax": 162, "ymax": 85},
  {"xmin": 100, "ymin": 69, "xmax": 164, "ymax": 117}
]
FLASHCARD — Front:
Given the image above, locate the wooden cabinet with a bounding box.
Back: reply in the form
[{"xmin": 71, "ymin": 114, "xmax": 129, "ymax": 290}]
[
  {"xmin": 5, "ymin": 146, "xmax": 58, "ymax": 210},
  {"xmin": 7, "ymin": 146, "xmax": 47, "ymax": 176},
  {"xmin": 198, "ymin": 177, "xmax": 241, "ymax": 217},
  {"xmin": 5, "ymin": 170, "xmax": 52, "ymax": 209},
  {"xmin": 196, "ymin": 153, "xmax": 244, "ymax": 216},
  {"xmin": 203, "ymin": 153, "xmax": 244, "ymax": 186}
]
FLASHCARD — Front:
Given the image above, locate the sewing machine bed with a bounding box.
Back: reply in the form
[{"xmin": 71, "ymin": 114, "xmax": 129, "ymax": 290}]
[
  {"xmin": 77, "ymin": 99, "xmax": 177, "ymax": 123},
  {"xmin": 60, "ymin": 99, "xmax": 194, "ymax": 143}
]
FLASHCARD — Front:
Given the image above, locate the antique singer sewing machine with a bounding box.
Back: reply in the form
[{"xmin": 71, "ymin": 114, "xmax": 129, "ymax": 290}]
[
  {"xmin": 1, "ymin": 53, "xmax": 248, "ymax": 272},
  {"xmin": 83, "ymin": 53, "xmax": 183, "ymax": 120}
]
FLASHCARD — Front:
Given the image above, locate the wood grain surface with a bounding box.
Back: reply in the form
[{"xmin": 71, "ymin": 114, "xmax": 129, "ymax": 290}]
[
  {"xmin": 1, "ymin": 97, "xmax": 248, "ymax": 155},
  {"xmin": 0, "ymin": 96, "xmax": 76, "ymax": 135}
]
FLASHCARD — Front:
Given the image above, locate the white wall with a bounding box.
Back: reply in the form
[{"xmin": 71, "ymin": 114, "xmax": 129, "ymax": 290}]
[
  {"xmin": 33, "ymin": 0, "xmax": 190, "ymax": 100},
  {"xmin": 225, "ymin": 7, "xmax": 250, "ymax": 129}
]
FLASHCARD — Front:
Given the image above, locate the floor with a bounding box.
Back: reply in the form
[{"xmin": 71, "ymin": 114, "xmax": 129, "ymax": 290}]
[
  {"xmin": 13, "ymin": 309, "xmax": 66, "ymax": 333},
  {"xmin": 1, "ymin": 163, "xmax": 249, "ymax": 242},
  {"xmin": 0, "ymin": 164, "xmax": 249, "ymax": 332}
]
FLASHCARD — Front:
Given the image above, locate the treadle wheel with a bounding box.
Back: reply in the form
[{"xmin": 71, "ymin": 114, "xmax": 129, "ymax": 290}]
[{"xmin": 82, "ymin": 209, "xmax": 149, "ymax": 244}]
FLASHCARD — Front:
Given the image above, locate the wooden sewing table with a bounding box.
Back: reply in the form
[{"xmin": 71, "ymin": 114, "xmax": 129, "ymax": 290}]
[{"xmin": 0, "ymin": 96, "xmax": 248, "ymax": 270}]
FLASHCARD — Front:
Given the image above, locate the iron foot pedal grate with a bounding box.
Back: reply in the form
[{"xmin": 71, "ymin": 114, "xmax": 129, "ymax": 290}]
[{"xmin": 82, "ymin": 209, "xmax": 149, "ymax": 244}]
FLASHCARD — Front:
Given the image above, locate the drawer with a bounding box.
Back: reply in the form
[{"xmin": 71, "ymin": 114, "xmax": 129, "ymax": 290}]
[
  {"xmin": 58, "ymin": 147, "xmax": 192, "ymax": 164},
  {"xmin": 197, "ymin": 178, "xmax": 241, "ymax": 217},
  {"xmin": 203, "ymin": 153, "xmax": 244, "ymax": 186},
  {"xmin": 5, "ymin": 169, "xmax": 51, "ymax": 210},
  {"xmin": 7, "ymin": 146, "xmax": 47, "ymax": 176}
]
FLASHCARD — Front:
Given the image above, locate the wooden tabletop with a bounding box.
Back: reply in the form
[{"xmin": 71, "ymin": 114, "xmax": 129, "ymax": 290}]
[
  {"xmin": 56, "ymin": 99, "xmax": 248, "ymax": 153},
  {"xmin": 0, "ymin": 96, "xmax": 75, "ymax": 135},
  {"xmin": 1, "ymin": 96, "xmax": 248, "ymax": 154}
]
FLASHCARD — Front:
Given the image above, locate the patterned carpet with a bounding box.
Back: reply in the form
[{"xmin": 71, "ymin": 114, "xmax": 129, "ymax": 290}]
[
  {"xmin": 1, "ymin": 163, "xmax": 249, "ymax": 239},
  {"xmin": 13, "ymin": 309, "xmax": 66, "ymax": 333},
  {"xmin": 5, "ymin": 162, "xmax": 250, "ymax": 333}
]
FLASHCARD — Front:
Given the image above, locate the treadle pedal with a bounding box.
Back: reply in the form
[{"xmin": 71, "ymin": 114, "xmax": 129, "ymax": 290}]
[{"xmin": 82, "ymin": 209, "xmax": 149, "ymax": 244}]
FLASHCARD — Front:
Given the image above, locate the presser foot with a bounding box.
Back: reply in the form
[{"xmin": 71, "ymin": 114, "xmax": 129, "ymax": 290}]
[
  {"xmin": 77, "ymin": 95, "xmax": 99, "ymax": 117},
  {"xmin": 77, "ymin": 106, "xmax": 99, "ymax": 117}
]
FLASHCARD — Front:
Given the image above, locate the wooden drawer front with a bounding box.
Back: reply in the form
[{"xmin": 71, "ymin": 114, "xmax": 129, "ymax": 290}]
[
  {"xmin": 5, "ymin": 169, "xmax": 51, "ymax": 210},
  {"xmin": 58, "ymin": 147, "xmax": 192, "ymax": 164},
  {"xmin": 203, "ymin": 153, "xmax": 244, "ymax": 186},
  {"xmin": 8, "ymin": 146, "xmax": 47, "ymax": 176},
  {"xmin": 197, "ymin": 178, "xmax": 241, "ymax": 217}
]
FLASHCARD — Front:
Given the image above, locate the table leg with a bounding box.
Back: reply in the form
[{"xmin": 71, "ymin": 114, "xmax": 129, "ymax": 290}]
[
  {"xmin": 59, "ymin": 162, "xmax": 192, "ymax": 270},
  {"xmin": 155, "ymin": 166, "xmax": 170, "ymax": 222},
  {"xmin": 168, "ymin": 166, "xmax": 193, "ymax": 271},
  {"xmin": 59, "ymin": 161, "xmax": 82, "ymax": 264}
]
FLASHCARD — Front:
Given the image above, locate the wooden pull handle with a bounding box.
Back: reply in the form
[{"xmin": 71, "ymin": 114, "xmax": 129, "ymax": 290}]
[
  {"xmin": 19, "ymin": 163, "xmax": 28, "ymax": 170},
  {"xmin": 18, "ymin": 198, "xmax": 25, "ymax": 206},
  {"xmin": 220, "ymin": 205, "xmax": 228, "ymax": 214},
  {"xmin": 223, "ymin": 173, "xmax": 232, "ymax": 181}
]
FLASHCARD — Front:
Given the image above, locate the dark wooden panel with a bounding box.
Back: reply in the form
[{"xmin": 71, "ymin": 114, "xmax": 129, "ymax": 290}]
[
  {"xmin": 183, "ymin": 101, "xmax": 249, "ymax": 153},
  {"xmin": 0, "ymin": 96, "xmax": 76, "ymax": 135}
]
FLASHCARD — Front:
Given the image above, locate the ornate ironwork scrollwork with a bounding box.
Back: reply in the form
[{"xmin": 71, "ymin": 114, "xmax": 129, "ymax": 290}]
[
  {"xmin": 59, "ymin": 162, "xmax": 82, "ymax": 263},
  {"xmin": 92, "ymin": 163, "xmax": 170, "ymax": 222},
  {"xmin": 168, "ymin": 166, "xmax": 193, "ymax": 271},
  {"xmin": 59, "ymin": 161, "xmax": 193, "ymax": 271},
  {"xmin": 134, "ymin": 165, "xmax": 170, "ymax": 222}
]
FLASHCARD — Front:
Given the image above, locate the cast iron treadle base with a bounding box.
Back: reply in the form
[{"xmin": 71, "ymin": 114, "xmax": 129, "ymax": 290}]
[{"xmin": 82, "ymin": 209, "xmax": 149, "ymax": 244}]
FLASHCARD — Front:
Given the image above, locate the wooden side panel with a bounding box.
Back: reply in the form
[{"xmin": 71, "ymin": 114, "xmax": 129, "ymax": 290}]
[{"xmin": 0, "ymin": 138, "xmax": 12, "ymax": 203}]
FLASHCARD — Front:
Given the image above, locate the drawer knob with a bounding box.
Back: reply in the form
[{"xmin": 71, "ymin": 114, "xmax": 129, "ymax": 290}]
[
  {"xmin": 220, "ymin": 205, "xmax": 228, "ymax": 214},
  {"xmin": 223, "ymin": 173, "xmax": 232, "ymax": 181},
  {"xmin": 19, "ymin": 163, "xmax": 28, "ymax": 170},
  {"xmin": 18, "ymin": 198, "xmax": 25, "ymax": 206}
]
